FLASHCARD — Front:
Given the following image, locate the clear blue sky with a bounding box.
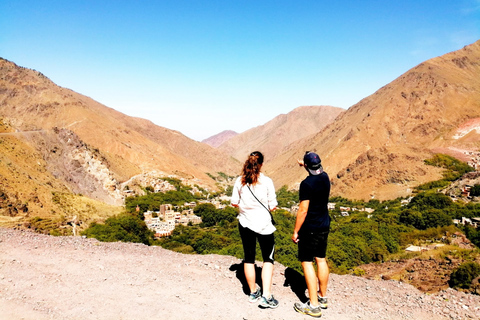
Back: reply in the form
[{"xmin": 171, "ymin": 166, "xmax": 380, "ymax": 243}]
[{"xmin": 1, "ymin": 1, "xmax": 479, "ymax": 141}]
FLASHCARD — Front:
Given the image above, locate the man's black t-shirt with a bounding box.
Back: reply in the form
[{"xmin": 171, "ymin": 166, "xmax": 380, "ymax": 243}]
[{"xmin": 299, "ymin": 171, "xmax": 331, "ymax": 232}]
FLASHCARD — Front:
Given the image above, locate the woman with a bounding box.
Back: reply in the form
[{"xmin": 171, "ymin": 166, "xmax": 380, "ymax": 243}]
[{"xmin": 230, "ymin": 151, "xmax": 278, "ymax": 309}]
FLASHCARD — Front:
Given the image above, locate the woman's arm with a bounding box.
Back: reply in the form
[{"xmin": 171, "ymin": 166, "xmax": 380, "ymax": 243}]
[{"xmin": 230, "ymin": 178, "xmax": 241, "ymax": 207}]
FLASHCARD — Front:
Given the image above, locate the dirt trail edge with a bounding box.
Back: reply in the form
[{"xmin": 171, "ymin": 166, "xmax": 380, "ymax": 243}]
[{"xmin": 1, "ymin": 228, "xmax": 479, "ymax": 320}]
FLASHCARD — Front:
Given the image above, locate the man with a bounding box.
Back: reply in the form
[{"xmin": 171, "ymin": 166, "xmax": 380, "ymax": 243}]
[{"xmin": 292, "ymin": 151, "xmax": 331, "ymax": 318}]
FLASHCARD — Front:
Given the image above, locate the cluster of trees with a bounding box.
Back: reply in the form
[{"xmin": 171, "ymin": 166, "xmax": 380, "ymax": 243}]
[
  {"xmin": 276, "ymin": 185, "xmax": 299, "ymax": 208},
  {"xmin": 470, "ymin": 184, "xmax": 480, "ymax": 197},
  {"xmin": 449, "ymin": 262, "xmax": 480, "ymax": 291},
  {"xmin": 416, "ymin": 154, "xmax": 474, "ymax": 191},
  {"xmin": 465, "ymin": 225, "xmax": 480, "ymax": 248},
  {"xmin": 82, "ymin": 214, "xmax": 154, "ymax": 245},
  {"xmin": 194, "ymin": 203, "xmax": 237, "ymax": 227}
]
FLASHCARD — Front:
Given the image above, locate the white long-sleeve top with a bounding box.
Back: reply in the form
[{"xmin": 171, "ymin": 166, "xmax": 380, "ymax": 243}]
[{"xmin": 230, "ymin": 173, "xmax": 278, "ymax": 235}]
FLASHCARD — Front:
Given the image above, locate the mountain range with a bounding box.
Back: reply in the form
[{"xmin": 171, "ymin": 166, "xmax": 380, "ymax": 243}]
[
  {"xmin": 265, "ymin": 40, "xmax": 480, "ymax": 200},
  {"xmin": 1, "ymin": 40, "xmax": 479, "ymax": 227}
]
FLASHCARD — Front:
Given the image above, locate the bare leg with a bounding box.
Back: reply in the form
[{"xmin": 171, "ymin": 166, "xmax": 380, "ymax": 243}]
[
  {"xmin": 261, "ymin": 262, "xmax": 273, "ymax": 297},
  {"xmin": 315, "ymin": 257, "xmax": 329, "ymax": 297},
  {"xmin": 301, "ymin": 261, "xmax": 319, "ymax": 306},
  {"xmin": 244, "ymin": 262, "xmax": 257, "ymax": 293}
]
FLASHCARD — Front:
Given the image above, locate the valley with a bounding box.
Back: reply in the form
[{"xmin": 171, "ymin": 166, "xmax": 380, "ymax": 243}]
[{"xmin": 1, "ymin": 41, "xmax": 480, "ymax": 316}]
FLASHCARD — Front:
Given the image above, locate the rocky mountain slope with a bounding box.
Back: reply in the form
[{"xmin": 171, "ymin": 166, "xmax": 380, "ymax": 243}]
[
  {"xmin": 2, "ymin": 228, "xmax": 479, "ymax": 320},
  {"xmin": 0, "ymin": 58, "xmax": 239, "ymax": 226},
  {"xmin": 267, "ymin": 40, "xmax": 480, "ymax": 200},
  {"xmin": 202, "ymin": 129, "xmax": 238, "ymax": 148},
  {"xmin": 218, "ymin": 105, "xmax": 344, "ymax": 162},
  {"xmin": 0, "ymin": 121, "xmax": 123, "ymax": 229}
]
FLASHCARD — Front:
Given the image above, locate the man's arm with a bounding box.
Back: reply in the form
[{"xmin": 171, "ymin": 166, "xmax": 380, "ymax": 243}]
[{"xmin": 292, "ymin": 200, "xmax": 309, "ymax": 243}]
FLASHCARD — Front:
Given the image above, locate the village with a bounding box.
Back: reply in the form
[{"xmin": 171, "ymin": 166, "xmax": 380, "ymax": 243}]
[
  {"xmin": 144, "ymin": 198, "xmax": 378, "ymax": 238},
  {"xmin": 136, "ymin": 166, "xmax": 480, "ymax": 244},
  {"xmin": 143, "ymin": 194, "xmax": 480, "ymax": 240},
  {"xmin": 143, "ymin": 203, "xmax": 203, "ymax": 237},
  {"xmin": 142, "ymin": 194, "xmax": 231, "ymax": 237}
]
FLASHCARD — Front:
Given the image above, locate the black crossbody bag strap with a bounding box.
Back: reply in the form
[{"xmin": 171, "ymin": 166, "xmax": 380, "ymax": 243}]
[{"xmin": 246, "ymin": 185, "xmax": 276, "ymax": 225}]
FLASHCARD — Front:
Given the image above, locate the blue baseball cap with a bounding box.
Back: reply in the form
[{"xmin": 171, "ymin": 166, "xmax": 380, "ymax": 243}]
[{"xmin": 303, "ymin": 152, "xmax": 322, "ymax": 175}]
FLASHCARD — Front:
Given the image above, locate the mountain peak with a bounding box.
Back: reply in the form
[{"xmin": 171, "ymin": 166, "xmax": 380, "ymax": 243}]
[
  {"xmin": 218, "ymin": 105, "xmax": 344, "ymax": 162},
  {"xmin": 202, "ymin": 130, "xmax": 239, "ymax": 148}
]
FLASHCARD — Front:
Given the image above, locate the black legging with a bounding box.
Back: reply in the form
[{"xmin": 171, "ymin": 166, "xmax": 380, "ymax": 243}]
[{"xmin": 238, "ymin": 223, "xmax": 275, "ymax": 264}]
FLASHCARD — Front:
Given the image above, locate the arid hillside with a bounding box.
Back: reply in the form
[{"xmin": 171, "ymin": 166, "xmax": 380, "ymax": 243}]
[
  {"xmin": 0, "ymin": 120, "xmax": 124, "ymax": 228},
  {"xmin": 218, "ymin": 105, "xmax": 344, "ymax": 162},
  {"xmin": 0, "ymin": 58, "xmax": 239, "ymax": 226},
  {"xmin": 267, "ymin": 40, "xmax": 480, "ymax": 200}
]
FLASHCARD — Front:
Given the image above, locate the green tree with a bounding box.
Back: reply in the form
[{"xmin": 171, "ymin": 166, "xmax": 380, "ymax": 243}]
[
  {"xmin": 194, "ymin": 203, "xmax": 218, "ymax": 227},
  {"xmin": 424, "ymin": 154, "xmax": 473, "ymax": 179},
  {"xmin": 416, "ymin": 154, "xmax": 473, "ymax": 191},
  {"xmin": 408, "ymin": 192, "xmax": 453, "ymax": 211},
  {"xmin": 276, "ymin": 185, "xmax": 299, "ymax": 208},
  {"xmin": 470, "ymin": 184, "xmax": 480, "ymax": 197},
  {"xmin": 399, "ymin": 209, "xmax": 424, "ymax": 229},
  {"xmin": 422, "ymin": 209, "xmax": 452, "ymax": 229},
  {"xmin": 82, "ymin": 214, "xmax": 154, "ymax": 245},
  {"xmin": 449, "ymin": 262, "xmax": 480, "ymax": 289},
  {"xmin": 464, "ymin": 225, "xmax": 480, "ymax": 248}
]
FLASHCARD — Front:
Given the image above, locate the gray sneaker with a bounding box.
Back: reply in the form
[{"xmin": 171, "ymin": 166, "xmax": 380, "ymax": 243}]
[
  {"xmin": 294, "ymin": 301, "xmax": 322, "ymax": 318},
  {"xmin": 318, "ymin": 295, "xmax": 328, "ymax": 309},
  {"xmin": 259, "ymin": 295, "xmax": 279, "ymax": 309},
  {"xmin": 248, "ymin": 286, "xmax": 262, "ymax": 303}
]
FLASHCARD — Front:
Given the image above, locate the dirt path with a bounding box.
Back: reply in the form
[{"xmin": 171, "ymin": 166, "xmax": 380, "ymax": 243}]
[{"xmin": 1, "ymin": 228, "xmax": 479, "ymax": 320}]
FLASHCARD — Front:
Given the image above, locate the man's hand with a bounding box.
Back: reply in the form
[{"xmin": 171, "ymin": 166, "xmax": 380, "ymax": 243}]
[{"xmin": 292, "ymin": 231, "xmax": 299, "ymax": 243}]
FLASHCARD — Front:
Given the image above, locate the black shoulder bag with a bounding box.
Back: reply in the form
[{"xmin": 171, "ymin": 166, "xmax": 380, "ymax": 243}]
[{"xmin": 246, "ymin": 185, "xmax": 276, "ymax": 225}]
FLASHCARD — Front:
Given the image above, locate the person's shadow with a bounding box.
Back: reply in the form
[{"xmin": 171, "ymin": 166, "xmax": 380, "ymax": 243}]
[
  {"xmin": 229, "ymin": 262, "xmax": 263, "ymax": 295},
  {"xmin": 283, "ymin": 267, "xmax": 308, "ymax": 303},
  {"xmin": 229, "ymin": 263, "xmax": 308, "ymax": 303}
]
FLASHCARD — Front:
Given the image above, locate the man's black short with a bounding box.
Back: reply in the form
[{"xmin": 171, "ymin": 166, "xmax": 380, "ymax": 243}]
[{"xmin": 298, "ymin": 229, "xmax": 329, "ymax": 261}]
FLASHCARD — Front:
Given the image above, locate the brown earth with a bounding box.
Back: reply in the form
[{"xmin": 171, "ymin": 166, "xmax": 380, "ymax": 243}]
[
  {"xmin": 1, "ymin": 228, "xmax": 480, "ymax": 320},
  {"xmin": 359, "ymin": 258, "xmax": 463, "ymax": 294}
]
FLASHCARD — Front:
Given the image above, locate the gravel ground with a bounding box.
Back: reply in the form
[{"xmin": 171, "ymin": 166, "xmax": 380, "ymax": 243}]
[{"xmin": 1, "ymin": 228, "xmax": 479, "ymax": 320}]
